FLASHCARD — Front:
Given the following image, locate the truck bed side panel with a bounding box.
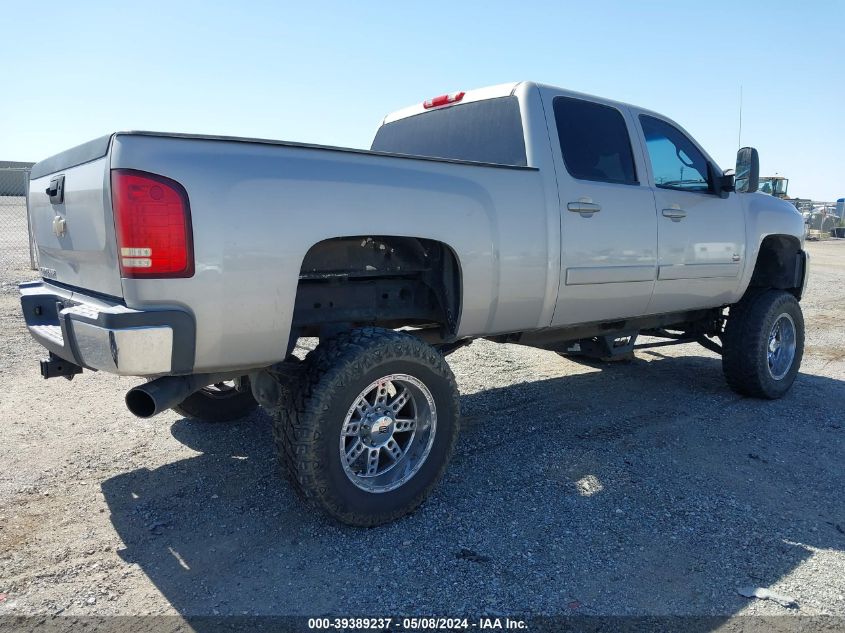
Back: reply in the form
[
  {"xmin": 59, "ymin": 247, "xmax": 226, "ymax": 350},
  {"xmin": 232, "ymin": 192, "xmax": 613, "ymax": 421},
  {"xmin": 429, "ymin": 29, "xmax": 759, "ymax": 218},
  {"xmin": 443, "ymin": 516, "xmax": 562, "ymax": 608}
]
[{"xmin": 110, "ymin": 134, "xmax": 550, "ymax": 372}]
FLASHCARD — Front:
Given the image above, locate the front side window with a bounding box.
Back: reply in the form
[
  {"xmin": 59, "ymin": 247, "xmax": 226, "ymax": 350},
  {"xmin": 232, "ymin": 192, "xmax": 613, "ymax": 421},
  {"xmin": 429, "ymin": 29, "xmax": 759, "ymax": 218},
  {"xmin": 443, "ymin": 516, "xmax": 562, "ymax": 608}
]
[
  {"xmin": 553, "ymin": 97, "xmax": 638, "ymax": 185},
  {"xmin": 640, "ymin": 115, "xmax": 711, "ymax": 192}
]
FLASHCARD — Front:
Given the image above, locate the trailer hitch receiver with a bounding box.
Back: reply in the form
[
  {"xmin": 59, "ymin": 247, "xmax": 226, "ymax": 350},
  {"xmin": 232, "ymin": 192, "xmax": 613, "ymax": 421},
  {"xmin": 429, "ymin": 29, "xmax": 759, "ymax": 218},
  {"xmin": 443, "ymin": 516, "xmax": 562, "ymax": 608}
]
[{"xmin": 40, "ymin": 353, "xmax": 83, "ymax": 380}]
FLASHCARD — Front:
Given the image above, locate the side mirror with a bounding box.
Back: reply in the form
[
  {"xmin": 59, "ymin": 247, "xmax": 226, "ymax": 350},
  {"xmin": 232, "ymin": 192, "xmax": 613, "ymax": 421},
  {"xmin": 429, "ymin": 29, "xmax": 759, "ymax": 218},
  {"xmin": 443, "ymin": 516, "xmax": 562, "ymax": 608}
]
[
  {"xmin": 735, "ymin": 147, "xmax": 759, "ymax": 193},
  {"xmin": 716, "ymin": 165, "xmax": 735, "ymax": 198}
]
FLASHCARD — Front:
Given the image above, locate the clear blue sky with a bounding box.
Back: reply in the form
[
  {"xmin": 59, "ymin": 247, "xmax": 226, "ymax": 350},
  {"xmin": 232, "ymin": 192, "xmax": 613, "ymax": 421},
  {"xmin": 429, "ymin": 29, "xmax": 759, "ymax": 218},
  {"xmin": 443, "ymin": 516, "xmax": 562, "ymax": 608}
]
[{"xmin": 2, "ymin": 0, "xmax": 843, "ymax": 200}]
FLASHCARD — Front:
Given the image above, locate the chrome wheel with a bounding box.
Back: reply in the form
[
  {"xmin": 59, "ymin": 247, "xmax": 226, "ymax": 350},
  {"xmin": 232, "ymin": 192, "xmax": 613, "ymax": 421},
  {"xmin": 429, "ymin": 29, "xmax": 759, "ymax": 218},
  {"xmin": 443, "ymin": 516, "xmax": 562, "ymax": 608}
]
[
  {"xmin": 767, "ymin": 313, "xmax": 797, "ymax": 380},
  {"xmin": 339, "ymin": 374, "xmax": 437, "ymax": 493}
]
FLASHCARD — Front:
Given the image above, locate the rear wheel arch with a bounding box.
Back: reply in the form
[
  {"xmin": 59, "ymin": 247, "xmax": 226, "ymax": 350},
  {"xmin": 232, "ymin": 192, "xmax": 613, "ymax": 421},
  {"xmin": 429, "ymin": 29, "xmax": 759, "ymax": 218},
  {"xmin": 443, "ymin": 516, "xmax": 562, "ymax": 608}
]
[{"xmin": 291, "ymin": 235, "xmax": 463, "ymax": 341}]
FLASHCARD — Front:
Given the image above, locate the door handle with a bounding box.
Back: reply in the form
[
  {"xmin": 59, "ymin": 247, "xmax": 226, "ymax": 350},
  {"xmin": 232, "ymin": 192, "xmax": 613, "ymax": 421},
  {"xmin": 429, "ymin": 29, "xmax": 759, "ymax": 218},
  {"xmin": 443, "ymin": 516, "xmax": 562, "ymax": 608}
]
[
  {"xmin": 662, "ymin": 207, "xmax": 687, "ymax": 221},
  {"xmin": 567, "ymin": 200, "xmax": 601, "ymax": 216}
]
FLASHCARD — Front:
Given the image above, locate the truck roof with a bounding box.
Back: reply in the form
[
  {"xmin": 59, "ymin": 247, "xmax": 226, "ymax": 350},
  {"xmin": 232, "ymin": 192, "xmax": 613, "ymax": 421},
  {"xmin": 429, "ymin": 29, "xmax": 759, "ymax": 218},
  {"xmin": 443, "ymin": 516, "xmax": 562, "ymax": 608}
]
[
  {"xmin": 382, "ymin": 81, "xmax": 659, "ymax": 126},
  {"xmin": 381, "ymin": 81, "xmax": 720, "ymax": 173},
  {"xmin": 382, "ymin": 82, "xmax": 522, "ymax": 125}
]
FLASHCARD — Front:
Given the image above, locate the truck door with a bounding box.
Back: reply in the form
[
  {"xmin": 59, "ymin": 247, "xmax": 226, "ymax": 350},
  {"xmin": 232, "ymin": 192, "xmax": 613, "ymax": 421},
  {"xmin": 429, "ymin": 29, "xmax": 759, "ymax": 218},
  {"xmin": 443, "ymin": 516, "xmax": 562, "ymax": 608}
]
[
  {"xmin": 545, "ymin": 94, "xmax": 658, "ymax": 326},
  {"xmin": 634, "ymin": 113, "xmax": 746, "ymax": 314}
]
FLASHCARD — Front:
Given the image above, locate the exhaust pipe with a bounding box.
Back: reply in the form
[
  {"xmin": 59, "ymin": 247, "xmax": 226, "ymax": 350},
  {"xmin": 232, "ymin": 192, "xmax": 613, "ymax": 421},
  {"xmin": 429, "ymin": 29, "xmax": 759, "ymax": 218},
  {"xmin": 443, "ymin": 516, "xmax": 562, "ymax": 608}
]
[{"xmin": 125, "ymin": 373, "xmax": 238, "ymax": 418}]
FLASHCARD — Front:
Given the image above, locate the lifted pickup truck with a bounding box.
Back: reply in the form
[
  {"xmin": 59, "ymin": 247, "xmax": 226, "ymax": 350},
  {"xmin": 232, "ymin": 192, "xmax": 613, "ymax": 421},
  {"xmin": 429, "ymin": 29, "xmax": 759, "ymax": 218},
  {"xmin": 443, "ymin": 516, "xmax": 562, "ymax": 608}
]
[{"xmin": 21, "ymin": 82, "xmax": 809, "ymax": 525}]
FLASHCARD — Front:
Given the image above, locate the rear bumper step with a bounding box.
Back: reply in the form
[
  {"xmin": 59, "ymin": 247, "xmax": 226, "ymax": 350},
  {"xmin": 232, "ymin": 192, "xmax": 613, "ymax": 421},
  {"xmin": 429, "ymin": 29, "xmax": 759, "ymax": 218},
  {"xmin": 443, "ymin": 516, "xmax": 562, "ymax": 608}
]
[{"xmin": 19, "ymin": 280, "xmax": 195, "ymax": 376}]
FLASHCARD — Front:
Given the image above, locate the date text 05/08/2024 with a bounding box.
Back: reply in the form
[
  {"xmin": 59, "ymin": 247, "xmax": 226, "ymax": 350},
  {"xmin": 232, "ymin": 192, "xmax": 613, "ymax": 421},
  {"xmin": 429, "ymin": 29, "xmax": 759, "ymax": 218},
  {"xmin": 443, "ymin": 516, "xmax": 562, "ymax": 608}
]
[{"xmin": 307, "ymin": 617, "xmax": 528, "ymax": 630}]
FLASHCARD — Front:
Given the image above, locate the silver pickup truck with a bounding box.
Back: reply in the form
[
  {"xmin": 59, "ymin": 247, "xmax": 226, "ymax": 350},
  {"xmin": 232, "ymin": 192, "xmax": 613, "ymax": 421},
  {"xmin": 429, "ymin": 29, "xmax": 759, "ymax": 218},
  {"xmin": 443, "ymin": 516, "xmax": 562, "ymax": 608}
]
[{"xmin": 20, "ymin": 81, "xmax": 808, "ymax": 525}]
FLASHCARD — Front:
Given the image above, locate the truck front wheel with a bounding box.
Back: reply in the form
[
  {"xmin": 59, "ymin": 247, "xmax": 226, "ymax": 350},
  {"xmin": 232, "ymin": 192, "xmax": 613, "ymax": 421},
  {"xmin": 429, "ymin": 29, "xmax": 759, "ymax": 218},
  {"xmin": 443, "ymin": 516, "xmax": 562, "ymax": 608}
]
[
  {"xmin": 273, "ymin": 328, "xmax": 460, "ymax": 526},
  {"xmin": 722, "ymin": 289, "xmax": 804, "ymax": 399}
]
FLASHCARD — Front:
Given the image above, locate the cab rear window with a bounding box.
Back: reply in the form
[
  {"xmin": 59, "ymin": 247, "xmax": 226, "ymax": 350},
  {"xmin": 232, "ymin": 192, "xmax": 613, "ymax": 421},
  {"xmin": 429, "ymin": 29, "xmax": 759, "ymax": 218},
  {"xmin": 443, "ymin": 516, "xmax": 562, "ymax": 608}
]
[{"xmin": 371, "ymin": 97, "xmax": 527, "ymax": 167}]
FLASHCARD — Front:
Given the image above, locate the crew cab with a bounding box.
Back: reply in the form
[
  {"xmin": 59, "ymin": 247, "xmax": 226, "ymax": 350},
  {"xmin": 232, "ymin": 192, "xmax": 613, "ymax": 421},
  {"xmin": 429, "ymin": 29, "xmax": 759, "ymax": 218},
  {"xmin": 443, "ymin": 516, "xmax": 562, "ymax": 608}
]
[{"xmin": 20, "ymin": 82, "xmax": 809, "ymax": 525}]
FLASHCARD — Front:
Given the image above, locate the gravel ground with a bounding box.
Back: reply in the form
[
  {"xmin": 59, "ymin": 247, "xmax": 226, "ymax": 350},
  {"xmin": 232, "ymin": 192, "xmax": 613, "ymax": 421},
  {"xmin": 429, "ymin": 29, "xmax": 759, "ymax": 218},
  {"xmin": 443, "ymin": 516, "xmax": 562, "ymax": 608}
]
[{"xmin": 0, "ymin": 240, "xmax": 843, "ymax": 621}]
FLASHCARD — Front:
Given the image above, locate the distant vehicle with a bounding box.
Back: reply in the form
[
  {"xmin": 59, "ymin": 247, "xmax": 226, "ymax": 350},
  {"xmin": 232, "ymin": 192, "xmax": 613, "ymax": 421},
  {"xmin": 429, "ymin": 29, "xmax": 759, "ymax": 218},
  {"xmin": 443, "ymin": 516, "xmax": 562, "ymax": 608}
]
[
  {"xmin": 758, "ymin": 175, "xmax": 789, "ymax": 199},
  {"xmin": 20, "ymin": 82, "xmax": 809, "ymax": 525},
  {"xmin": 805, "ymin": 203, "xmax": 841, "ymax": 234}
]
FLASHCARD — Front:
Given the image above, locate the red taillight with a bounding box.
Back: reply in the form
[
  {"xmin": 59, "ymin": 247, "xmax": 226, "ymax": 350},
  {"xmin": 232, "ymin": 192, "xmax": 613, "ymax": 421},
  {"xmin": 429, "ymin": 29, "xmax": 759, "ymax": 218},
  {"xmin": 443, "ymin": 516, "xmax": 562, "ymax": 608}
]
[
  {"xmin": 111, "ymin": 169, "xmax": 194, "ymax": 278},
  {"xmin": 423, "ymin": 91, "xmax": 465, "ymax": 109}
]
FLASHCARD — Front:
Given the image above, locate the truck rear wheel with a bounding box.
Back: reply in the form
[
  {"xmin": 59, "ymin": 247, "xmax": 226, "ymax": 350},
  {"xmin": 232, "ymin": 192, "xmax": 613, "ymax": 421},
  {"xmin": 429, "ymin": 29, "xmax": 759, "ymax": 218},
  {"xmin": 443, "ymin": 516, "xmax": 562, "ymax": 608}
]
[
  {"xmin": 172, "ymin": 378, "xmax": 258, "ymax": 422},
  {"xmin": 272, "ymin": 328, "xmax": 460, "ymax": 526},
  {"xmin": 722, "ymin": 289, "xmax": 804, "ymax": 399}
]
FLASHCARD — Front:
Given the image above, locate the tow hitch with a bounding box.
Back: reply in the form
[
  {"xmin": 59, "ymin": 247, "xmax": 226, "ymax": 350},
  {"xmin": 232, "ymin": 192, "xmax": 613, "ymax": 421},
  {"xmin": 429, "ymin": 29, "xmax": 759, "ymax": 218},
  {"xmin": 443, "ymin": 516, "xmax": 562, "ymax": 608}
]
[{"xmin": 40, "ymin": 353, "xmax": 83, "ymax": 380}]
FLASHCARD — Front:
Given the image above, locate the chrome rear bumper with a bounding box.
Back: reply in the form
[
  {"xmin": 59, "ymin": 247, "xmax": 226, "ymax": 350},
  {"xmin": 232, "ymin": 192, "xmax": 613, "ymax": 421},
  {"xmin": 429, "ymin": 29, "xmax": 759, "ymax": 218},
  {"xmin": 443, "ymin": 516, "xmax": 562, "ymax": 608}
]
[{"xmin": 19, "ymin": 280, "xmax": 195, "ymax": 376}]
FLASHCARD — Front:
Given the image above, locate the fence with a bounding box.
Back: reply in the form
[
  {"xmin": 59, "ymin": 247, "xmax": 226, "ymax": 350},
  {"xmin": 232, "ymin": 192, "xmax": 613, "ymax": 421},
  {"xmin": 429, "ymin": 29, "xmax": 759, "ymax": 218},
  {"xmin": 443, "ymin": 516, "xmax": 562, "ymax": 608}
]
[{"xmin": 0, "ymin": 168, "xmax": 36, "ymax": 272}]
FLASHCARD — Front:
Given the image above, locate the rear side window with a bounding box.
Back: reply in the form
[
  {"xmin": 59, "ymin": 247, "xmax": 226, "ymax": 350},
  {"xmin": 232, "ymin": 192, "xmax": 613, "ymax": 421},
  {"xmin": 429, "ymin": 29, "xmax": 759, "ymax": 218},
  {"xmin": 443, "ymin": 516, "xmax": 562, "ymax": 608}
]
[
  {"xmin": 371, "ymin": 97, "xmax": 527, "ymax": 166},
  {"xmin": 553, "ymin": 97, "xmax": 638, "ymax": 185}
]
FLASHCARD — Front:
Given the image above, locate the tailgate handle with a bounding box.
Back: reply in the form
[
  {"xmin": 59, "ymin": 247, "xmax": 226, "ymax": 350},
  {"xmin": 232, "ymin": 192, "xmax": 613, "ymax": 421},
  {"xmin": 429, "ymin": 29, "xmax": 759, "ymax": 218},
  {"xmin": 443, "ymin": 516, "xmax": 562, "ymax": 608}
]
[{"xmin": 46, "ymin": 175, "xmax": 65, "ymax": 204}]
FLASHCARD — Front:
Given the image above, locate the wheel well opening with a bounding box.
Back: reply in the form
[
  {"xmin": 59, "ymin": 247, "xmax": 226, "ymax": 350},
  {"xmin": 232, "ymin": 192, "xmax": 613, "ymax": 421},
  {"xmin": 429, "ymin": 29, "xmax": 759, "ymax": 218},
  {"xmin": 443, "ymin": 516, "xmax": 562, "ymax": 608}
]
[
  {"xmin": 291, "ymin": 236, "xmax": 462, "ymax": 341},
  {"xmin": 748, "ymin": 235, "xmax": 804, "ymax": 298}
]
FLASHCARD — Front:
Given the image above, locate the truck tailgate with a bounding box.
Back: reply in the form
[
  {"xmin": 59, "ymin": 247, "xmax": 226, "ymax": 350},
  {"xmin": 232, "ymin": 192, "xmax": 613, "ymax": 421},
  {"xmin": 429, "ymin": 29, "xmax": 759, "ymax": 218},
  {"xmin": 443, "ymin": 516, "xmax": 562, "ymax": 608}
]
[{"xmin": 29, "ymin": 154, "xmax": 123, "ymax": 298}]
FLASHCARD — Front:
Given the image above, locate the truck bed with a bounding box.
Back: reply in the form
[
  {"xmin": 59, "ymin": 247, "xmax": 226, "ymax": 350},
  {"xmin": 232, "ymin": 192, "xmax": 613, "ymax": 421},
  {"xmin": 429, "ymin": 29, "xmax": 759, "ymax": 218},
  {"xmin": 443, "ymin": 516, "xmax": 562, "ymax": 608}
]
[{"xmin": 29, "ymin": 131, "xmax": 554, "ymax": 373}]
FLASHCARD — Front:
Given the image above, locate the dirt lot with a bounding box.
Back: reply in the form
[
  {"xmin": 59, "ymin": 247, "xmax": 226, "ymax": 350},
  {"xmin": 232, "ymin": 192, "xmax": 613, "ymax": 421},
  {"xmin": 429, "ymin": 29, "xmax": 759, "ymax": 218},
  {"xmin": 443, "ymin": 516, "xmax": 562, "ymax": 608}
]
[{"xmin": 1, "ymin": 239, "xmax": 843, "ymax": 621}]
